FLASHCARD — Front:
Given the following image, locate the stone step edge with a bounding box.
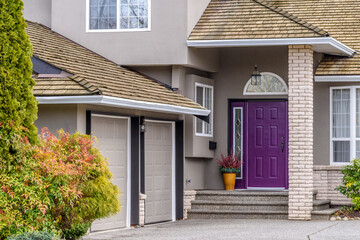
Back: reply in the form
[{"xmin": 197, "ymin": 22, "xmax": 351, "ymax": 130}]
[
  {"xmin": 191, "ymin": 200, "xmax": 289, "ymax": 206},
  {"xmin": 312, "ymin": 208, "xmax": 339, "ymax": 216},
  {"xmin": 313, "ymin": 200, "xmax": 331, "ymax": 206},
  {"xmin": 196, "ymin": 191, "xmax": 289, "ymax": 197},
  {"xmin": 188, "ymin": 209, "xmax": 288, "ymax": 215}
]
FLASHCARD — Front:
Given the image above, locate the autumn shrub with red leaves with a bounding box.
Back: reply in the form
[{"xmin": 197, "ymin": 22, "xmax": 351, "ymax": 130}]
[
  {"xmin": 0, "ymin": 127, "xmax": 120, "ymax": 240},
  {"xmin": 217, "ymin": 153, "xmax": 242, "ymax": 173}
]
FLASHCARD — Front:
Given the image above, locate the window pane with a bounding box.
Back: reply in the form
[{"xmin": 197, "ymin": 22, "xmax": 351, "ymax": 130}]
[
  {"xmin": 119, "ymin": 0, "xmax": 149, "ymax": 29},
  {"xmin": 332, "ymin": 89, "xmax": 350, "ymax": 138},
  {"xmin": 357, "ymin": 89, "xmax": 360, "ymax": 138},
  {"xmin": 357, "ymin": 141, "xmax": 360, "ymax": 159},
  {"xmin": 333, "ymin": 141, "xmax": 350, "ymax": 163},
  {"xmin": 246, "ymin": 73, "xmax": 287, "ymax": 94},
  {"xmin": 204, "ymin": 87, "xmax": 212, "ymax": 135},
  {"xmin": 89, "ymin": 0, "xmax": 117, "ymax": 30},
  {"xmin": 234, "ymin": 108, "xmax": 243, "ymax": 179}
]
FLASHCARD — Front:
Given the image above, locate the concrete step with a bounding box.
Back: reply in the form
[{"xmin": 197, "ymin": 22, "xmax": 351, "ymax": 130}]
[
  {"xmin": 313, "ymin": 200, "xmax": 331, "ymax": 211},
  {"xmin": 312, "ymin": 208, "xmax": 339, "ymax": 221},
  {"xmin": 195, "ymin": 190, "xmax": 289, "ymax": 202},
  {"xmin": 191, "ymin": 200, "xmax": 288, "ymax": 211},
  {"xmin": 187, "ymin": 209, "xmax": 288, "ymax": 220}
]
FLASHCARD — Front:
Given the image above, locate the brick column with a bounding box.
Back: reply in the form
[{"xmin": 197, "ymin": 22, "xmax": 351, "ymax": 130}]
[{"xmin": 288, "ymin": 45, "xmax": 314, "ymax": 220}]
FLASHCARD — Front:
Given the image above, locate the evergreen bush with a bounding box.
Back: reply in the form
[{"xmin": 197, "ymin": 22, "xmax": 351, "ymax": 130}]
[
  {"xmin": 0, "ymin": 0, "xmax": 38, "ymax": 145},
  {"xmin": 8, "ymin": 231, "xmax": 62, "ymax": 240},
  {"xmin": 336, "ymin": 159, "xmax": 360, "ymax": 210}
]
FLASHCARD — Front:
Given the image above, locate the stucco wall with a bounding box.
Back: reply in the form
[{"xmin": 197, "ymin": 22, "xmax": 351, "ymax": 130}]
[
  {"xmin": 36, "ymin": 104, "xmax": 77, "ymax": 134},
  {"xmin": 208, "ymin": 46, "xmax": 289, "ymax": 189},
  {"xmin": 187, "ymin": 0, "xmax": 211, "ymax": 37},
  {"xmin": 23, "ymin": 0, "xmax": 51, "ymax": 27},
  {"xmin": 131, "ymin": 66, "xmax": 172, "ymax": 86}
]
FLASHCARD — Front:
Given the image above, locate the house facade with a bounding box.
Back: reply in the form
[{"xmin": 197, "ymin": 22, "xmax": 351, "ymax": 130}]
[{"xmin": 24, "ymin": 0, "xmax": 359, "ymax": 225}]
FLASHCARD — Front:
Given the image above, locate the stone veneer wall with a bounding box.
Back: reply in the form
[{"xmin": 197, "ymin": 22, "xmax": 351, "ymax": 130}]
[
  {"xmin": 183, "ymin": 190, "xmax": 196, "ymax": 219},
  {"xmin": 288, "ymin": 45, "xmax": 314, "ymax": 220},
  {"xmin": 314, "ymin": 166, "xmax": 352, "ymax": 206},
  {"xmin": 139, "ymin": 193, "xmax": 147, "ymax": 226}
]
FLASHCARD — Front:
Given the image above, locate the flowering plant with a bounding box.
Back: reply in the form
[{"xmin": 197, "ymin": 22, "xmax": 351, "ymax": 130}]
[{"xmin": 217, "ymin": 153, "xmax": 242, "ymax": 173}]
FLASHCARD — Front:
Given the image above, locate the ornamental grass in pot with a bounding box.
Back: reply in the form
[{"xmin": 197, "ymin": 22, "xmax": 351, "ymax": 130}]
[{"xmin": 217, "ymin": 153, "xmax": 242, "ymax": 190}]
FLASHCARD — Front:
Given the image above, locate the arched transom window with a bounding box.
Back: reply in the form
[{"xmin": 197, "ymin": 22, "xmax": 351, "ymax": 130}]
[{"xmin": 243, "ymin": 72, "xmax": 288, "ymax": 95}]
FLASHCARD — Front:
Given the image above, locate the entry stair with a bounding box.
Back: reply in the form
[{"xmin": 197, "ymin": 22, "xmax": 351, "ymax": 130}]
[{"xmin": 187, "ymin": 190, "xmax": 338, "ymax": 220}]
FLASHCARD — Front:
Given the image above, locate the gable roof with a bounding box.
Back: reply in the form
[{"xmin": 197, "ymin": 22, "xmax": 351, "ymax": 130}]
[
  {"xmin": 267, "ymin": 0, "xmax": 360, "ymax": 75},
  {"xmin": 189, "ymin": 0, "xmax": 328, "ymax": 41},
  {"xmin": 26, "ymin": 21, "xmax": 207, "ymax": 113}
]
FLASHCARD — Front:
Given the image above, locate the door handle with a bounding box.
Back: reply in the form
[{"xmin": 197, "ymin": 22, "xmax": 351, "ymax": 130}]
[{"xmin": 281, "ymin": 137, "xmax": 285, "ymax": 153}]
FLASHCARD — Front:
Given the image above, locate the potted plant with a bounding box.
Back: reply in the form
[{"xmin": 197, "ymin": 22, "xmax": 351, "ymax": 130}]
[{"xmin": 217, "ymin": 153, "xmax": 242, "ymax": 190}]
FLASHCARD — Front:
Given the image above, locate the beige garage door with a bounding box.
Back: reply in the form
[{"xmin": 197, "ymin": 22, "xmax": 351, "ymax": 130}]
[
  {"xmin": 91, "ymin": 115, "xmax": 128, "ymax": 231},
  {"xmin": 145, "ymin": 121, "xmax": 173, "ymax": 224}
]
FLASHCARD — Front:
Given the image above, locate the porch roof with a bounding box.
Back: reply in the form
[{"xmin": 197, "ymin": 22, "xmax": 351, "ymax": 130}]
[
  {"xmin": 190, "ymin": 0, "xmax": 360, "ymax": 76},
  {"xmin": 189, "ymin": 0, "xmax": 328, "ymax": 41},
  {"xmin": 27, "ymin": 21, "xmax": 209, "ymax": 116}
]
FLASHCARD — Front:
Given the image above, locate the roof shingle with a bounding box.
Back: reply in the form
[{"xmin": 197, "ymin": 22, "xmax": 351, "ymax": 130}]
[
  {"xmin": 189, "ymin": 0, "xmax": 328, "ymax": 40},
  {"xmin": 27, "ymin": 22, "xmax": 205, "ymax": 110}
]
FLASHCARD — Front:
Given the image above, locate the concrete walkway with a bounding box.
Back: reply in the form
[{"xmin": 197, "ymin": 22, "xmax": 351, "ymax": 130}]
[{"xmin": 84, "ymin": 219, "xmax": 360, "ymax": 240}]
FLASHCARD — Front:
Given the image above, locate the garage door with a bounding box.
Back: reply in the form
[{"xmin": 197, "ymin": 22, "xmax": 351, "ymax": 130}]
[
  {"xmin": 91, "ymin": 115, "xmax": 129, "ymax": 231},
  {"xmin": 145, "ymin": 121, "xmax": 173, "ymax": 224}
]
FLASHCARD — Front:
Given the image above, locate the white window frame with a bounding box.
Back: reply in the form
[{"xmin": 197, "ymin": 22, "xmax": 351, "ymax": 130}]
[
  {"xmin": 195, "ymin": 82, "xmax": 214, "ymax": 137},
  {"xmin": 243, "ymin": 72, "xmax": 288, "ymax": 96},
  {"xmin": 330, "ymin": 86, "xmax": 359, "ymax": 165},
  {"xmin": 86, "ymin": 0, "xmax": 151, "ymax": 32}
]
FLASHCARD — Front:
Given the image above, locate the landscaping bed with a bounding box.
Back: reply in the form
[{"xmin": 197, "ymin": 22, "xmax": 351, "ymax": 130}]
[{"xmin": 331, "ymin": 208, "xmax": 360, "ymax": 221}]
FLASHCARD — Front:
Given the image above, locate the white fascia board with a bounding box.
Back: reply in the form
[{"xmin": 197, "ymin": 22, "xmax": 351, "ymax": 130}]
[
  {"xmin": 315, "ymin": 75, "xmax": 360, "ymax": 82},
  {"xmin": 36, "ymin": 95, "xmax": 210, "ymax": 116},
  {"xmin": 187, "ymin": 37, "xmax": 356, "ymax": 56}
]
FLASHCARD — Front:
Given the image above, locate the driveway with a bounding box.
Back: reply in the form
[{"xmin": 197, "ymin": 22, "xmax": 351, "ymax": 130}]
[{"xmin": 83, "ymin": 219, "xmax": 360, "ymax": 240}]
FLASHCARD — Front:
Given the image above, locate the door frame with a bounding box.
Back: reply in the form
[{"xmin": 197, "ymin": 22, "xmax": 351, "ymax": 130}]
[
  {"xmin": 89, "ymin": 113, "xmax": 132, "ymax": 229},
  {"xmin": 228, "ymin": 99, "xmax": 289, "ymax": 190},
  {"xmin": 144, "ymin": 119, "xmax": 176, "ymax": 223}
]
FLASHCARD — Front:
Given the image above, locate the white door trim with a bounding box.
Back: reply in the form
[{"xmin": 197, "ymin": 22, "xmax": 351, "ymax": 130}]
[
  {"xmin": 144, "ymin": 119, "xmax": 176, "ymax": 222},
  {"xmin": 91, "ymin": 113, "xmax": 132, "ymax": 229}
]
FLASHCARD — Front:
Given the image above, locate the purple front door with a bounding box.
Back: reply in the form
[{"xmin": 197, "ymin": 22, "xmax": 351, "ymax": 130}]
[{"xmin": 231, "ymin": 101, "xmax": 288, "ymax": 189}]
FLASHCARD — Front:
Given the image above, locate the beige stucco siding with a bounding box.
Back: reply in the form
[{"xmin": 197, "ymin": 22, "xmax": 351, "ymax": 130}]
[
  {"xmin": 36, "ymin": 104, "xmax": 77, "ymax": 134},
  {"xmin": 23, "ymin": 0, "xmax": 51, "ymax": 27}
]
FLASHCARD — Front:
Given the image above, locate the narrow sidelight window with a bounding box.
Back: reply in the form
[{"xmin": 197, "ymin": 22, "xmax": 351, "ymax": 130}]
[{"xmin": 195, "ymin": 83, "xmax": 213, "ymax": 137}]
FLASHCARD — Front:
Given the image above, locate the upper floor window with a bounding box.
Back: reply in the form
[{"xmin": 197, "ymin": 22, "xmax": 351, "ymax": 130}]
[
  {"xmin": 195, "ymin": 83, "xmax": 213, "ymax": 137},
  {"xmin": 88, "ymin": 0, "xmax": 150, "ymax": 31},
  {"xmin": 244, "ymin": 72, "xmax": 288, "ymax": 95},
  {"xmin": 330, "ymin": 86, "xmax": 360, "ymax": 165}
]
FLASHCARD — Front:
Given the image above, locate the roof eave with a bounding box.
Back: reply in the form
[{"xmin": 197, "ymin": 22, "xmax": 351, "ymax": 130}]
[
  {"xmin": 187, "ymin": 37, "xmax": 356, "ymax": 57},
  {"xmin": 315, "ymin": 75, "xmax": 360, "ymax": 82},
  {"xmin": 36, "ymin": 95, "xmax": 210, "ymax": 116}
]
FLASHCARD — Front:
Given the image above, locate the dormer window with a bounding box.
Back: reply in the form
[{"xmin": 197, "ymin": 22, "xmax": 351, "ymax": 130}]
[{"xmin": 87, "ymin": 0, "xmax": 150, "ymax": 32}]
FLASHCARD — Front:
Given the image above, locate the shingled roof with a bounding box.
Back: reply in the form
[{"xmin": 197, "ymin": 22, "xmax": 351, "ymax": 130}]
[
  {"xmin": 189, "ymin": 0, "xmax": 328, "ymax": 40},
  {"xmin": 190, "ymin": 0, "xmax": 360, "ymax": 76},
  {"xmin": 33, "ymin": 75, "xmax": 100, "ymax": 96},
  {"xmin": 268, "ymin": 0, "xmax": 360, "ymax": 75},
  {"xmin": 27, "ymin": 21, "xmax": 206, "ymax": 111}
]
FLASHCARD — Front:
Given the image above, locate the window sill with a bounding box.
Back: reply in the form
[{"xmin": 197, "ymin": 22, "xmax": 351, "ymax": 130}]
[{"xmin": 86, "ymin": 28, "xmax": 151, "ymax": 33}]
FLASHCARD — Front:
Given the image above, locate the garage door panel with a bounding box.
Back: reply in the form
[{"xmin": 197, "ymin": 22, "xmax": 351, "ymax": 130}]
[
  {"xmin": 91, "ymin": 116, "xmax": 128, "ymax": 232},
  {"xmin": 145, "ymin": 122, "xmax": 173, "ymax": 224}
]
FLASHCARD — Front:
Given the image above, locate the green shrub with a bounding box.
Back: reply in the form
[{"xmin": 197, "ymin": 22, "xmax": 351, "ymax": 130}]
[
  {"xmin": 61, "ymin": 223, "xmax": 91, "ymax": 240},
  {"xmin": 335, "ymin": 159, "xmax": 360, "ymax": 210},
  {"xmin": 0, "ymin": 128, "xmax": 120, "ymax": 239},
  {"xmin": 8, "ymin": 231, "xmax": 62, "ymax": 240}
]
